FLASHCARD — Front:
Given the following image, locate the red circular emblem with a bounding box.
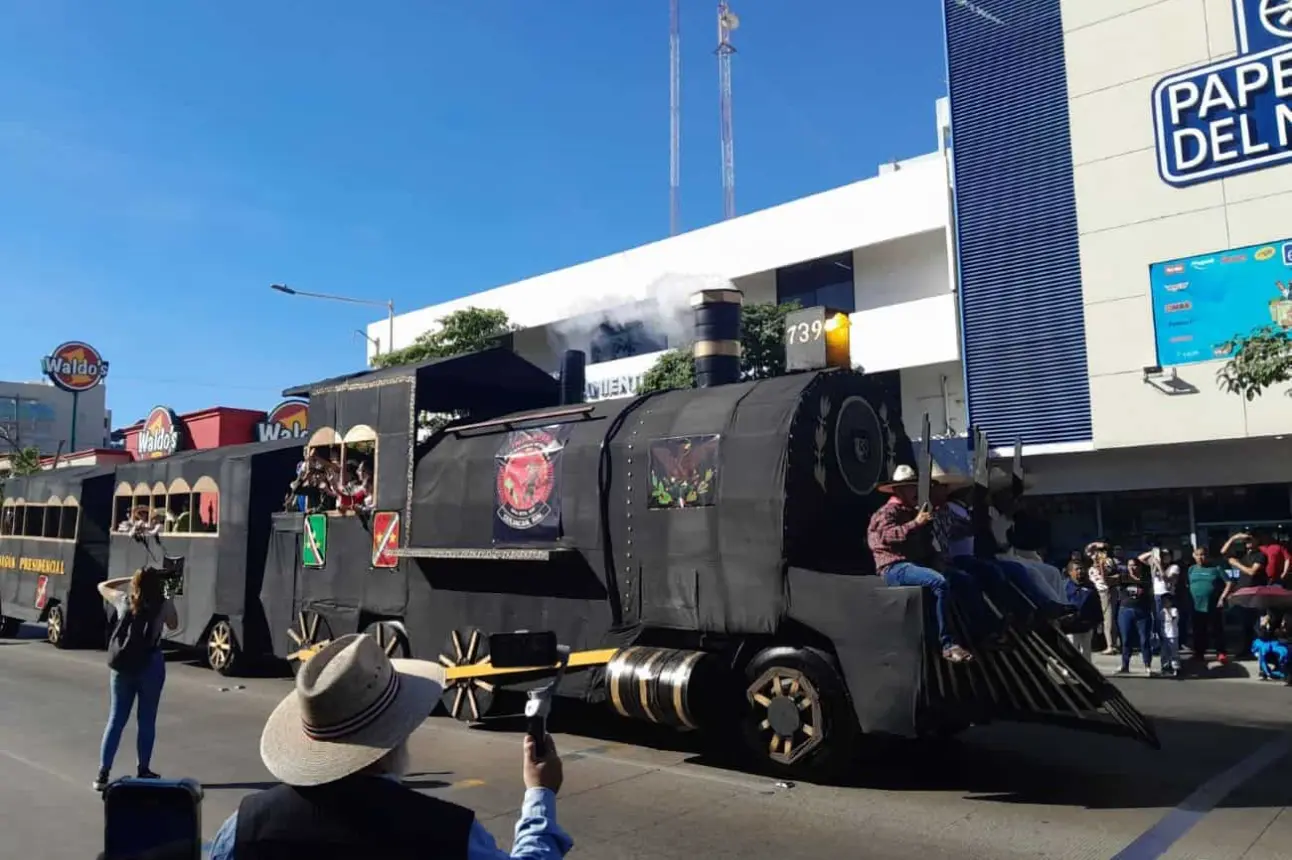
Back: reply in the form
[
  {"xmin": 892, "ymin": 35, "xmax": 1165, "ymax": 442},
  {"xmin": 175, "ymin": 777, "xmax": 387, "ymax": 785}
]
[
  {"xmin": 496, "ymin": 431, "xmax": 557, "ymax": 530},
  {"xmin": 138, "ymin": 406, "xmax": 181, "ymax": 459},
  {"xmin": 41, "ymin": 341, "xmax": 109, "ymax": 393}
]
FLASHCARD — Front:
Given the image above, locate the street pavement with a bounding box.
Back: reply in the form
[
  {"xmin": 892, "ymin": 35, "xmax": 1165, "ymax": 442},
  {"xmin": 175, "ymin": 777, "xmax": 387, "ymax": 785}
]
[{"xmin": 0, "ymin": 625, "xmax": 1289, "ymax": 860}]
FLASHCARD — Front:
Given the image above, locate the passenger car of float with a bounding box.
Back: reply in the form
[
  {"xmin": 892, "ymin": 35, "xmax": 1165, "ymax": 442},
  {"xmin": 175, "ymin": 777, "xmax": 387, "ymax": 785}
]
[
  {"xmin": 107, "ymin": 438, "xmax": 301, "ymax": 674},
  {"xmin": 265, "ymin": 289, "xmax": 1158, "ymax": 779},
  {"xmin": 0, "ymin": 465, "xmax": 115, "ymax": 646}
]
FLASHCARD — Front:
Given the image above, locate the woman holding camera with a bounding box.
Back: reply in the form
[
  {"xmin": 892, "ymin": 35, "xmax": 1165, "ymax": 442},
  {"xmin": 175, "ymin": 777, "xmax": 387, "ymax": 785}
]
[{"xmin": 94, "ymin": 568, "xmax": 179, "ymax": 791}]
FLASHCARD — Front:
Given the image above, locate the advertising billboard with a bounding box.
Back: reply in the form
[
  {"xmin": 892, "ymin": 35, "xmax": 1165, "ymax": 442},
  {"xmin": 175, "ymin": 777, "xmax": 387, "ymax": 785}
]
[
  {"xmin": 1151, "ymin": 1, "xmax": 1292, "ymax": 188},
  {"xmin": 1149, "ymin": 238, "xmax": 1292, "ymax": 366}
]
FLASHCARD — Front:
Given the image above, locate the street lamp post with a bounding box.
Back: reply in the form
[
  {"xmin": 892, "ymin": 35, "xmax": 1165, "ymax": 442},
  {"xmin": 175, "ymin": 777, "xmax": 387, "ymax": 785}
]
[{"xmin": 270, "ymin": 284, "xmax": 395, "ymax": 357}]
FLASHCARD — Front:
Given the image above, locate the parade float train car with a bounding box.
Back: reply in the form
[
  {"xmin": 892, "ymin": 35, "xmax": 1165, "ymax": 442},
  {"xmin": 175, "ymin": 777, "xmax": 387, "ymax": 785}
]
[
  {"xmin": 267, "ymin": 290, "xmax": 1158, "ymax": 779},
  {"xmin": 0, "ymin": 466, "xmax": 115, "ymax": 646},
  {"xmin": 259, "ymin": 347, "xmax": 563, "ymax": 666},
  {"xmin": 108, "ymin": 437, "xmax": 300, "ymax": 674}
]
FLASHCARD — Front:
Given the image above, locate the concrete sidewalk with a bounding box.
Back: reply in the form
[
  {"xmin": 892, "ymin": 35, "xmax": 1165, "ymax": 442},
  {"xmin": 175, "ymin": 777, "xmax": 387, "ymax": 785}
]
[{"xmin": 1086, "ymin": 648, "xmax": 1289, "ymax": 684}]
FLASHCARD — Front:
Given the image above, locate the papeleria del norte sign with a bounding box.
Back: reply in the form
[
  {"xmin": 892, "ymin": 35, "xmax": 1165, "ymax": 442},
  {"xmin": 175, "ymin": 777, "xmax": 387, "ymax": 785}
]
[{"xmin": 1153, "ymin": 0, "xmax": 1292, "ymax": 186}]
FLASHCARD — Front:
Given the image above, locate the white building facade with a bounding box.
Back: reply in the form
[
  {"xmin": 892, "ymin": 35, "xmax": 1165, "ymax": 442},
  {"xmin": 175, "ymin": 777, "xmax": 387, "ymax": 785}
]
[
  {"xmin": 370, "ymin": 99, "xmax": 966, "ymax": 447},
  {"xmin": 943, "ymin": 0, "xmax": 1292, "ymax": 553}
]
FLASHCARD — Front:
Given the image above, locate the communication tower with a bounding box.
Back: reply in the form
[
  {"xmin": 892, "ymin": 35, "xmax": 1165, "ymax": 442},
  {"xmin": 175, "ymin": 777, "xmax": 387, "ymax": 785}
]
[
  {"xmin": 716, "ymin": 2, "xmax": 738, "ymax": 220},
  {"xmin": 670, "ymin": 0, "xmax": 682, "ymax": 236}
]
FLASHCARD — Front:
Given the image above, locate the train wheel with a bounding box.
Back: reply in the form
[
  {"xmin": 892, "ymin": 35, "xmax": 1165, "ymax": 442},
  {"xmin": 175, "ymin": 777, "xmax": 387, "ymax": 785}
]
[
  {"xmin": 46, "ymin": 605, "xmax": 67, "ymax": 649},
  {"xmin": 438, "ymin": 628, "xmax": 495, "ymax": 723},
  {"xmin": 364, "ymin": 620, "xmax": 411, "ymax": 659},
  {"xmin": 0, "ymin": 616, "xmax": 20, "ymax": 638},
  {"xmin": 206, "ymin": 620, "xmax": 242, "ymax": 677},
  {"xmin": 740, "ymin": 646, "xmax": 858, "ymax": 782},
  {"xmin": 286, "ymin": 610, "xmax": 332, "ymax": 674}
]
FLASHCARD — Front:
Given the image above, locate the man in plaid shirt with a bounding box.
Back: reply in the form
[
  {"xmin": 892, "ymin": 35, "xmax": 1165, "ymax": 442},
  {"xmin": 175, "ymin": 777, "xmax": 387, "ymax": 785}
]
[{"xmin": 867, "ymin": 464, "xmax": 999, "ymax": 663}]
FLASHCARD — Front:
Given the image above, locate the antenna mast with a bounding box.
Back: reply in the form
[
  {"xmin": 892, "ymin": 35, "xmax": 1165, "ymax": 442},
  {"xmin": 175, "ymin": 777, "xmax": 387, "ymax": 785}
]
[
  {"xmin": 716, "ymin": 2, "xmax": 738, "ymax": 220},
  {"xmin": 669, "ymin": 0, "xmax": 681, "ymax": 236}
]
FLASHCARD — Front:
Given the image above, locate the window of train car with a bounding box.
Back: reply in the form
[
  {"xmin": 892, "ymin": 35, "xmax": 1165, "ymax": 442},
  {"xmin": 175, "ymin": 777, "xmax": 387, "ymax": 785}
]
[
  {"xmin": 185, "ymin": 477, "xmax": 220, "ymax": 535},
  {"xmin": 0, "ymin": 503, "xmax": 14, "ymax": 536},
  {"xmin": 40, "ymin": 501, "xmax": 60, "ymax": 539},
  {"xmin": 58, "ymin": 501, "xmax": 79, "ymax": 540},
  {"xmin": 111, "ymin": 478, "xmax": 220, "ymax": 536},
  {"xmin": 20, "ymin": 504, "xmax": 44, "ymax": 538},
  {"xmin": 305, "ymin": 425, "xmax": 377, "ymax": 515}
]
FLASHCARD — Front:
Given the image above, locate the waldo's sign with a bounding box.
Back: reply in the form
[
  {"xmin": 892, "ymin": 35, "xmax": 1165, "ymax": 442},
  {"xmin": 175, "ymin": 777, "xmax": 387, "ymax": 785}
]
[
  {"xmin": 138, "ymin": 406, "xmax": 182, "ymax": 459},
  {"xmin": 256, "ymin": 400, "xmax": 309, "ymax": 442},
  {"xmin": 0, "ymin": 555, "xmax": 66, "ymax": 576},
  {"xmin": 1154, "ymin": 1, "xmax": 1292, "ymax": 187},
  {"xmin": 41, "ymin": 341, "xmax": 109, "ymax": 393}
]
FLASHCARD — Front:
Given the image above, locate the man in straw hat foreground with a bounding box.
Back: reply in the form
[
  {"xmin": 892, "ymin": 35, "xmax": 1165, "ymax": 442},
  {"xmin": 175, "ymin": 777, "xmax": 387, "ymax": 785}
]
[
  {"xmin": 867, "ymin": 464, "xmax": 1003, "ymax": 663},
  {"xmin": 208, "ymin": 633, "xmax": 573, "ymax": 860}
]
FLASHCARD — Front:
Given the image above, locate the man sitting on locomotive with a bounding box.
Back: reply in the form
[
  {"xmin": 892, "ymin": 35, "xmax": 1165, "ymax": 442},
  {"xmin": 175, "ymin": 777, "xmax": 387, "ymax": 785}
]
[
  {"xmin": 935, "ymin": 477, "xmax": 1073, "ymax": 624},
  {"xmin": 867, "ymin": 464, "xmax": 1002, "ymax": 664}
]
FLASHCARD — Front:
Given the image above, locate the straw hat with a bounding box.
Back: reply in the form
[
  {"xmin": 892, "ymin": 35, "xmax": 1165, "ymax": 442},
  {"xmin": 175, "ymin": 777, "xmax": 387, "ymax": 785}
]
[
  {"xmin": 878, "ymin": 462, "xmax": 971, "ymax": 493},
  {"xmin": 259, "ymin": 633, "xmax": 445, "ymax": 787}
]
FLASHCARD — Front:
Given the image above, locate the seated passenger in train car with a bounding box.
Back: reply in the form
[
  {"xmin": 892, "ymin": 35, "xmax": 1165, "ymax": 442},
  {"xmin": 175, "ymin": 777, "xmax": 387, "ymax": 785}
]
[
  {"xmin": 334, "ymin": 460, "xmax": 374, "ymax": 514},
  {"xmin": 936, "ymin": 481, "xmax": 1073, "ymax": 623},
  {"xmin": 867, "ymin": 465, "xmax": 1003, "ymax": 664}
]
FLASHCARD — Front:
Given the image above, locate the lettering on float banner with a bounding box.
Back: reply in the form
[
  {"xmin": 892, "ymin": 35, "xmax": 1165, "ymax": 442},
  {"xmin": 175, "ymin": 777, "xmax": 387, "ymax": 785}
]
[
  {"xmin": 1153, "ymin": 1, "xmax": 1292, "ymax": 187},
  {"xmin": 0, "ymin": 555, "xmax": 66, "ymax": 575}
]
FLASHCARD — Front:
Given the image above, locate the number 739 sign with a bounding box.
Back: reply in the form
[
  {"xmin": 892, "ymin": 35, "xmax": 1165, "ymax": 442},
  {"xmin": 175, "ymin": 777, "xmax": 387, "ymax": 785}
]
[{"xmin": 784, "ymin": 306, "xmax": 852, "ymax": 372}]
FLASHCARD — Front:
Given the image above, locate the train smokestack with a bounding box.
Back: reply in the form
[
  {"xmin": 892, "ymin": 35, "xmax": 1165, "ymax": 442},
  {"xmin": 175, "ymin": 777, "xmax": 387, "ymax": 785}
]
[
  {"xmin": 691, "ymin": 288, "xmax": 743, "ymax": 388},
  {"xmin": 559, "ymin": 349, "xmax": 587, "ymax": 404}
]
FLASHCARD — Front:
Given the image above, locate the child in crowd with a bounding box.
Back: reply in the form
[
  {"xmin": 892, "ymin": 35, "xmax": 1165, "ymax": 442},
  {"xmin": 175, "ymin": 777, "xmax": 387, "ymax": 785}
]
[
  {"xmin": 1159, "ymin": 593, "xmax": 1179, "ymax": 677},
  {"xmin": 1252, "ymin": 616, "xmax": 1289, "ymax": 682}
]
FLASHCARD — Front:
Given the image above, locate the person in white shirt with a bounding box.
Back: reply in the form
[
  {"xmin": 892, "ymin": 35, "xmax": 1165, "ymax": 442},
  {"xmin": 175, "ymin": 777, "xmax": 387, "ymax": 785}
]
[
  {"xmin": 1158, "ymin": 593, "xmax": 1180, "ymax": 676},
  {"xmin": 1086, "ymin": 541, "xmax": 1119, "ymax": 654}
]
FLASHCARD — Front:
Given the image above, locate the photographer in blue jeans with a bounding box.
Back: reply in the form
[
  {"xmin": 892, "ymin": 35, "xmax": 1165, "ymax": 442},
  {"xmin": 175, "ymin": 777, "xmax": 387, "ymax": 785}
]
[
  {"xmin": 1116, "ymin": 558, "xmax": 1155, "ymax": 676},
  {"xmin": 95, "ymin": 569, "xmax": 179, "ymax": 791}
]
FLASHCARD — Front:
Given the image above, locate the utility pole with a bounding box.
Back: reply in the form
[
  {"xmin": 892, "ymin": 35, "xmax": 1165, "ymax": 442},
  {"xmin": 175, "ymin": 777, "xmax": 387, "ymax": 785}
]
[
  {"xmin": 716, "ymin": 2, "xmax": 739, "ymax": 221},
  {"xmin": 670, "ymin": 0, "xmax": 682, "ymax": 236}
]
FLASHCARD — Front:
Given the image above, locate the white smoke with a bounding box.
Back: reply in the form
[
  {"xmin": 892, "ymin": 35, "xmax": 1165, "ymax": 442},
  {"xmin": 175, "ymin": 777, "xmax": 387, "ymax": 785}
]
[{"xmin": 545, "ymin": 272, "xmax": 739, "ymax": 357}]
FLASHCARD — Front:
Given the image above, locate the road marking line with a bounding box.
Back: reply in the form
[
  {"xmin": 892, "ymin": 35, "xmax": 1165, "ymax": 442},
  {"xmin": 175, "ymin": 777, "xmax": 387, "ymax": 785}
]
[
  {"xmin": 1110, "ymin": 734, "xmax": 1291, "ymax": 860},
  {"xmin": 0, "ymin": 745, "xmax": 83, "ymax": 788}
]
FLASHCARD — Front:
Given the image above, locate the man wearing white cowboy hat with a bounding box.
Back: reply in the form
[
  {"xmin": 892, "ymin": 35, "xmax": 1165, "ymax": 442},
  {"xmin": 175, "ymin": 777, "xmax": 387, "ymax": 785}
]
[
  {"xmin": 207, "ymin": 633, "xmax": 573, "ymax": 860},
  {"xmin": 867, "ymin": 463, "xmax": 1001, "ymax": 663},
  {"xmin": 933, "ymin": 467, "xmax": 1073, "ymax": 623}
]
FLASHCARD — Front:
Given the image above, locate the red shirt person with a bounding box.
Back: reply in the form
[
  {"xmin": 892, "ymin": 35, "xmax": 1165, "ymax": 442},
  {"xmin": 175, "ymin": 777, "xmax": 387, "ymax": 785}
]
[{"xmin": 866, "ymin": 464, "xmax": 997, "ymax": 664}]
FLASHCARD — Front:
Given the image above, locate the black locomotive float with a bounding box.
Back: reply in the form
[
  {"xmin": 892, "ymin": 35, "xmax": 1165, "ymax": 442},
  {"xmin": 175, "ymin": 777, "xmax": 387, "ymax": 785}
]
[{"xmin": 0, "ymin": 289, "xmax": 1158, "ymax": 778}]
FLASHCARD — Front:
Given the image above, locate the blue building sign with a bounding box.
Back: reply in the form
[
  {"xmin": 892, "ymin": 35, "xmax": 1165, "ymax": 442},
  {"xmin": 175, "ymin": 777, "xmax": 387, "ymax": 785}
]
[
  {"xmin": 1152, "ymin": 1, "xmax": 1292, "ymax": 187},
  {"xmin": 1149, "ymin": 238, "xmax": 1292, "ymax": 366}
]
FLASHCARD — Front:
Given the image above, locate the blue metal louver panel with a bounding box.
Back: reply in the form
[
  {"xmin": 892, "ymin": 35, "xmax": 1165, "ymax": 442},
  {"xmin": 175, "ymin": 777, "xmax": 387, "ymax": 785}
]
[{"xmin": 943, "ymin": 0, "xmax": 1092, "ymax": 447}]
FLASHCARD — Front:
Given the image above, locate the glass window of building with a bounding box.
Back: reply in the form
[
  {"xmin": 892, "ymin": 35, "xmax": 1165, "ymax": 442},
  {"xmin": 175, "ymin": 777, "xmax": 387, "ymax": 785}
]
[
  {"xmin": 1025, "ymin": 494, "xmax": 1099, "ymax": 560},
  {"xmin": 775, "ymin": 252, "xmax": 856, "ymax": 313},
  {"xmin": 1100, "ymin": 489, "xmax": 1192, "ymax": 555},
  {"xmin": 589, "ymin": 320, "xmax": 668, "ymax": 364}
]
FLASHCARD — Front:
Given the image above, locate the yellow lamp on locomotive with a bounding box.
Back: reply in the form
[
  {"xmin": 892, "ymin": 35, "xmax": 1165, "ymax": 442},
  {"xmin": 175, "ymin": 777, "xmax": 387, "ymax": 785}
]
[{"xmin": 785, "ymin": 306, "xmax": 852, "ymax": 372}]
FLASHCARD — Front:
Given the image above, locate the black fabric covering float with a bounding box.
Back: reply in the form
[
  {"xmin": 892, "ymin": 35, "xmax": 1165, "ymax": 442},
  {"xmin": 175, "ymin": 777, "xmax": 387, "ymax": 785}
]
[
  {"xmin": 108, "ymin": 438, "xmax": 300, "ymax": 656},
  {"xmin": 406, "ymin": 367, "xmax": 909, "ymax": 657},
  {"xmin": 785, "ymin": 569, "xmax": 926, "ymax": 737},
  {"xmin": 0, "ymin": 465, "xmax": 115, "ymax": 642},
  {"xmin": 262, "ymin": 348, "xmax": 564, "ymax": 660}
]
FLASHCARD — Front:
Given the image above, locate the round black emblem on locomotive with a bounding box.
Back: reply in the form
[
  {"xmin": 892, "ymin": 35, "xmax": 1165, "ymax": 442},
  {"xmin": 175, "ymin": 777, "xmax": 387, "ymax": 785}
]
[{"xmin": 833, "ymin": 396, "xmax": 884, "ymax": 497}]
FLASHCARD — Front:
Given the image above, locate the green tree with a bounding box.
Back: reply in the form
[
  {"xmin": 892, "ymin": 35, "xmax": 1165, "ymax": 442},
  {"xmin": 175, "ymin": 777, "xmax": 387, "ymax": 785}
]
[
  {"xmin": 638, "ymin": 300, "xmax": 803, "ymax": 394},
  {"xmin": 7, "ymin": 446, "xmax": 42, "ymax": 477},
  {"xmin": 372, "ymin": 306, "xmax": 519, "ymax": 369},
  {"xmin": 639, "ymin": 347, "xmax": 696, "ymax": 393},
  {"xmin": 1216, "ymin": 325, "xmax": 1292, "ymax": 400}
]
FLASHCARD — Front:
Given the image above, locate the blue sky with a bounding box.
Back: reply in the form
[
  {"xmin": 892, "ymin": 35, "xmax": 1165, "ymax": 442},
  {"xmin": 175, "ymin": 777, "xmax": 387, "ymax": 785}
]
[{"xmin": 0, "ymin": 0, "xmax": 948, "ymax": 430}]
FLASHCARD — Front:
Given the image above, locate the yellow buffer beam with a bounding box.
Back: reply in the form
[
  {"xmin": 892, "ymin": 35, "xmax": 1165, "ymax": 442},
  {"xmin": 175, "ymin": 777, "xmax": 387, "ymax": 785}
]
[{"xmin": 442, "ymin": 648, "xmax": 620, "ymax": 682}]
